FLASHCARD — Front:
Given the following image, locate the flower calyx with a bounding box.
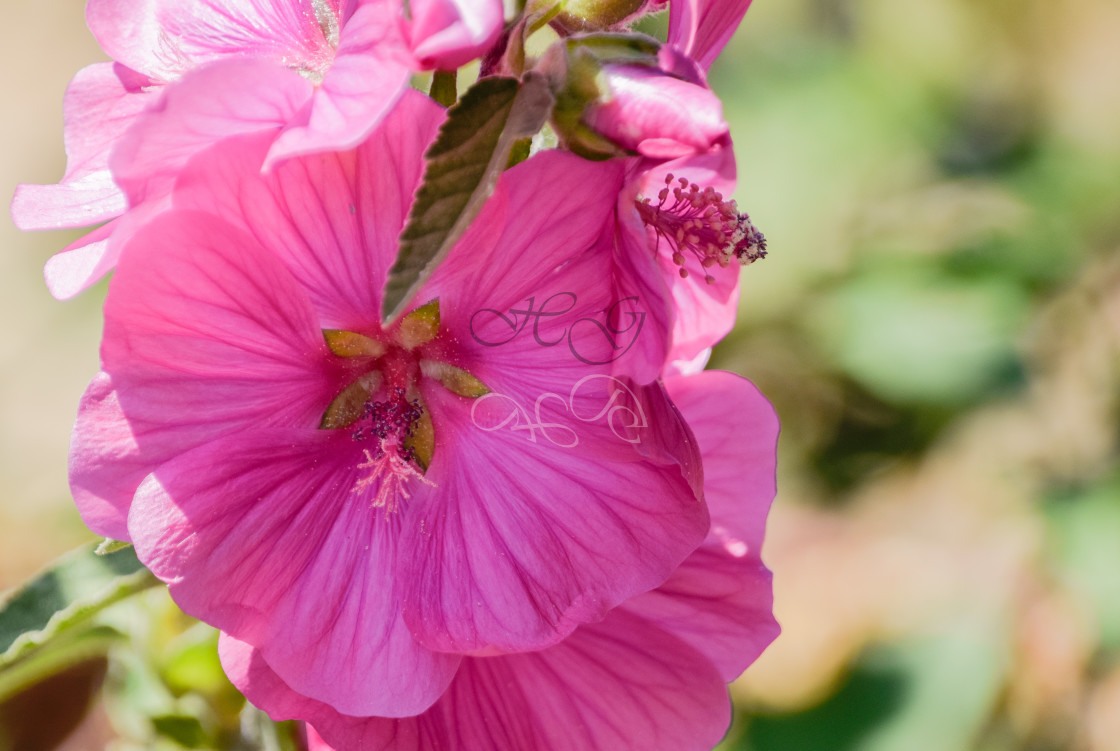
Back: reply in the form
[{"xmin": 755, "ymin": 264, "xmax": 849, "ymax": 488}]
[
  {"xmin": 541, "ymin": 33, "xmax": 663, "ymax": 160},
  {"xmin": 318, "ymin": 299, "xmax": 490, "ymax": 476}
]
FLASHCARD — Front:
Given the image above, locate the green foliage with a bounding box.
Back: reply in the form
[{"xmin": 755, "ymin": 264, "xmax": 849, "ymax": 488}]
[
  {"xmin": 1045, "ymin": 477, "xmax": 1120, "ymax": 651},
  {"xmin": 0, "ymin": 542, "xmax": 156, "ymax": 679},
  {"xmin": 736, "ymin": 630, "xmax": 1006, "ymax": 751},
  {"xmin": 808, "ymin": 269, "xmax": 1028, "ymax": 405}
]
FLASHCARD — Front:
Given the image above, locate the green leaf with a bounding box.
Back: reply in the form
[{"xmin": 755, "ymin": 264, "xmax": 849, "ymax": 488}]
[
  {"xmin": 95, "ymin": 538, "xmax": 132, "ymax": 556},
  {"xmin": 152, "ymin": 713, "xmax": 210, "ymax": 748},
  {"xmin": 382, "ymin": 73, "xmax": 556, "ymax": 322},
  {"xmin": 0, "ymin": 542, "xmax": 159, "ymax": 671},
  {"xmin": 0, "ymin": 625, "xmax": 121, "ymax": 703}
]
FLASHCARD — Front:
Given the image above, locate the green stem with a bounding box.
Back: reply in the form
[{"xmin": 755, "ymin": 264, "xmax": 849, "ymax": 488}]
[{"xmin": 430, "ymin": 70, "xmax": 458, "ymax": 108}]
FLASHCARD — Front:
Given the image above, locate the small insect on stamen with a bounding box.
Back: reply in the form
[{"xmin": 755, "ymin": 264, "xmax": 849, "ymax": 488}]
[{"xmin": 636, "ymin": 174, "xmax": 767, "ymax": 284}]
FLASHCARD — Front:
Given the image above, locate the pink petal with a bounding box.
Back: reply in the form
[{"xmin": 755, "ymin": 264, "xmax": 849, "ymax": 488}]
[
  {"xmin": 173, "ymin": 90, "xmax": 444, "ymax": 330},
  {"xmin": 133, "ymin": 432, "xmax": 459, "ymax": 717},
  {"xmin": 42, "ymin": 221, "xmax": 118, "ymax": 300},
  {"xmin": 87, "ymin": 0, "xmax": 334, "ymax": 82},
  {"xmin": 69, "ymin": 373, "xmax": 136, "ymax": 541},
  {"xmin": 427, "ymin": 150, "xmax": 625, "ymax": 324},
  {"xmin": 11, "ymin": 63, "xmax": 154, "ymax": 231},
  {"xmin": 98, "ymin": 208, "xmax": 340, "ymax": 452},
  {"xmin": 228, "ymin": 608, "xmax": 730, "ymax": 751},
  {"xmin": 623, "ymin": 546, "xmax": 777, "ymax": 681},
  {"xmin": 42, "ymin": 190, "xmax": 174, "ymax": 300},
  {"xmin": 399, "ymin": 372, "xmax": 706, "ymax": 654},
  {"xmin": 611, "ymin": 190, "xmax": 673, "ymax": 383},
  {"xmin": 621, "ymin": 370, "xmax": 780, "ymax": 680},
  {"xmin": 666, "ymin": 370, "xmax": 778, "ymax": 550},
  {"xmin": 12, "ymin": 176, "xmax": 125, "ymax": 232},
  {"xmin": 667, "ymin": 0, "xmax": 756, "ymax": 71},
  {"xmin": 71, "ymin": 209, "xmax": 340, "ymax": 530},
  {"xmin": 267, "ymin": 0, "xmax": 413, "ymax": 166},
  {"xmin": 109, "ymin": 58, "xmax": 313, "ymax": 206},
  {"xmin": 405, "ymin": 0, "xmax": 504, "ymax": 70}
]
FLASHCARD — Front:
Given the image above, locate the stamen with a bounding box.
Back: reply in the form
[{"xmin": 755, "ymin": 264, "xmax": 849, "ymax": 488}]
[
  {"xmin": 636, "ymin": 174, "xmax": 767, "ymax": 284},
  {"xmin": 352, "ymin": 447, "xmax": 435, "ymax": 512},
  {"xmin": 349, "ymin": 388, "xmax": 434, "ymax": 511}
]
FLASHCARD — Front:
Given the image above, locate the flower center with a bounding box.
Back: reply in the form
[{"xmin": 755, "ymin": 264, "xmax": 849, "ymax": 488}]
[
  {"xmin": 317, "ymin": 300, "xmax": 489, "ymax": 511},
  {"xmin": 635, "ymin": 174, "xmax": 767, "ymax": 285},
  {"xmin": 290, "ymin": 0, "xmax": 340, "ymax": 85},
  {"xmin": 350, "ymin": 388, "xmax": 435, "ymax": 511}
]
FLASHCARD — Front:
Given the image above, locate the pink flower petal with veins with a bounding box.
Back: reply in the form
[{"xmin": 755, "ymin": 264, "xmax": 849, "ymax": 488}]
[
  {"xmin": 627, "ymin": 370, "xmax": 780, "ymax": 680},
  {"xmin": 132, "ymin": 431, "xmax": 461, "ymax": 716},
  {"xmin": 173, "ymin": 90, "xmax": 442, "ymax": 330},
  {"xmin": 229, "ymin": 606, "xmax": 731, "ymax": 751},
  {"xmin": 109, "ymin": 59, "xmax": 314, "ymax": 207},
  {"xmin": 86, "ymin": 0, "xmax": 337, "ymax": 82},
  {"xmin": 21, "ymin": 0, "xmax": 436, "ymax": 298}
]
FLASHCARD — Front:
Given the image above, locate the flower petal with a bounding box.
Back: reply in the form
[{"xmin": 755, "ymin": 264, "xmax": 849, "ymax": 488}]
[
  {"xmin": 427, "ymin": 150, "xmax": 625, "ymax": 327},
  {"xmin": 173, "ymin": 90, "xmax": 444, "ymax": 330},
  {"xmin": 69, "ymin": 373, "xmax": 138, "ymax": 541},
  {"xmin": 228, "ymin": 608, "xmax": 730, "ymax": 751},
  {"xmin": 109, "ymin": 58, "xmax": 313, "ymax": 206},
  {"xmin": 667, "ymin": 0, "xmax": 756, "ymax": 71},
  {"xmin": 405, "ymin": 0, "xmax": 504, "ymax": 70},
  {"xmin": 87, "ymin": 0, "xmax": 334, "ymax": 81},
  {"xmin": 399, "ymin": 372, "xmax": 706, "ymax": 653},
  {"xmin": 267, "ymin": 0, "xmax": 412, "ymax": 166},
  {"xmin": 11, "ymin": 63, "xmax": 154, "ymax": 231},
  {"xmin": 621, "ymin": 370, "xmax": 780, "ymax": 680},
  {"xmin": 42, "ymin": 220, "xmax": 118, "ymax": 300},
  {"xmin": 623, "ymin": 546, "xmax": 777, "ymax": 681},
  {"xmin": 133, "ymin": 432, "xmax": 459, "ymax": 716},
  {"xmin": 666, "ymin": 369, "xmax": 778, "ymax": 550}
]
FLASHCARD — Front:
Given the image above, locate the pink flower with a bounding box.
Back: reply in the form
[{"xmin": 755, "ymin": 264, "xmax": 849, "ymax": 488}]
[
  {"xmin": 221, "ymin": 369, "xmax": 780, "ymax": 750},
  {"xmin": 543, "ymin": 40, "xmax": 764, "ymax": 381},
  {"xmin": 12, "ymin": 0, "xmax": 502, "ymax": 299},
  {"xmin": 71, "ymin": 91, "xmax": 707, "ymax": 717}
]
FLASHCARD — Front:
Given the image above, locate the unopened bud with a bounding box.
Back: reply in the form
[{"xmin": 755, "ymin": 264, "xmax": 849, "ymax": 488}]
[
  {"xmin": 551, "ymin": 0, "xmax": 651, "ymax": 34},
  {"xmin": 542, "ymin": 34, "xmax": 728, "ymax": 160}
]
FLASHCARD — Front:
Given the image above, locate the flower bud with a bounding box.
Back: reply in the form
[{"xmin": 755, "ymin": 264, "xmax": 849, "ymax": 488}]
[
  {"xmin": 544, "ymin": 35, "xmax": 729, "ymax": 160},
  {"xmin": 551, "ymin": 0, "xmax": 651, "ymax": 33}
]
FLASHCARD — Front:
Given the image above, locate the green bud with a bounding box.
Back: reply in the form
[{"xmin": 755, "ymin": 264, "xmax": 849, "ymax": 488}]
[
  {"xmin": 539, "ymin": 33, "xmax": 661, "ymax": 160},
  {"xmin": 552, "ymin": 0, "xmax": 649, "ymax": 33}
]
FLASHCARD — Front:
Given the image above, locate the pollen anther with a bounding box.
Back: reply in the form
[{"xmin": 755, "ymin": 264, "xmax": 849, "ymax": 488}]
[{"xmin": 636, "ymin": 174, "xmax": 767, "ymax": 284}]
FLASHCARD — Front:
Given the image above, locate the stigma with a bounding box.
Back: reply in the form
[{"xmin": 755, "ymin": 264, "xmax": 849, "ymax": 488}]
[
  {"xmin": 636, "ymin": 174, "xmax": 767, "ymax": 284},
  {"xmin": 350, "ymin": 388, "xmax": 434, "ymax": 512}
]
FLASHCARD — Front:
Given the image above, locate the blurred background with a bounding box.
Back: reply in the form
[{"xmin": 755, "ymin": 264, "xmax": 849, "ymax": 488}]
[{"xmin": 2, "ymin": 0, "xmax": 1120, "ymax": 748}]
